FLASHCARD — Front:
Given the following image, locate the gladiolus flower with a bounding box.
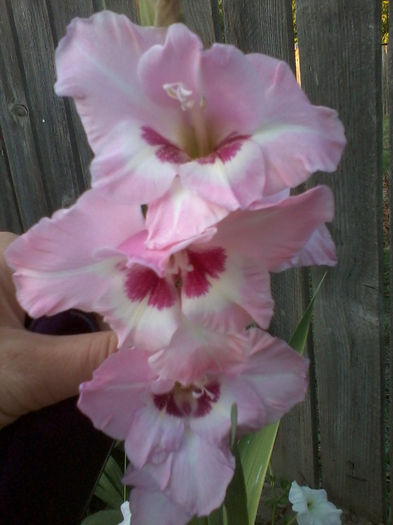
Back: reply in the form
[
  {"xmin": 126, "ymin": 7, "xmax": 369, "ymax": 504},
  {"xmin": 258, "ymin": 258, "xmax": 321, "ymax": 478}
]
[
  {"xmin": 5, "ymin": 185, "xmax": 335, "ymax": 376},
  {"xmin": 55, "ymin": 10, "xmax": 345, "ymax": 244},
  {"xmin": 78, "ymin": 330, "xmax": 308, "ymax": 517}
]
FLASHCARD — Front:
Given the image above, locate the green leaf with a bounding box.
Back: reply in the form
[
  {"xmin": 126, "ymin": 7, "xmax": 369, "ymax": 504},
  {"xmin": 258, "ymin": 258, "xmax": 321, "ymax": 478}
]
[
  {"xmin": 187, "ymin": 517, "xmax": 208, "ymax": 525},
  {"xmin": 289, "ymin": 271, "xmax": 327, "ymax": 354},
  {"xmin": 230, "ymin": 403, "xmax": 238, "ymax": 450},
  {"xmin": 238, "ymin": 272, "xmax": 327, "ymax": 524},
  {"xmin": 207, "ymin": 506, "xmax": 225, "ymax": 525},
  {"xmin": 136, "ymin": 0, "xmax": 156, "ymax": 26},
  {"xmin": 224, "ymin": 445, "xmax": 249, "ymax": 525},
  {"xmin": 81, "ymin": 509, "xmax": 122, "ymax": 525},
  {"xmin": 94, "ymin": 456, "xmax": 124, "ymax": 509},
  {"xmin": 238, "ymin": 422, "xmax": 279, "ymax": 525}
]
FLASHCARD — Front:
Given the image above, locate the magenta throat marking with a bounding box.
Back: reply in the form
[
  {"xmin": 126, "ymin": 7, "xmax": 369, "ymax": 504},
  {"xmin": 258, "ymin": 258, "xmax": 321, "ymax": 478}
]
[
  {"xmin": 153, "ymin": 381, "xmax": 220, "ymax": 418},
  {"xmin": 124, "ymin": 266, "xmax": 176, "ymax": 309},
  {"xmin": 198, "ymin": 132, "xmax": 250, "ymax": 165},
  {"xmin": 141, "ymin": 126, "xmax": 189, "ymax": 164},
  {"xmin": 184, "ymin": 247, "xmax": 226, "ymax": 298}
]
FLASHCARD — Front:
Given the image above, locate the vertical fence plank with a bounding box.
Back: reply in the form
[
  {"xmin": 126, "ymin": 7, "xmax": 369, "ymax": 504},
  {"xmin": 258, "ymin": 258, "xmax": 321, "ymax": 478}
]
[
  {"xmin": 46, "ymin": 1, "xmax": 95, "ymax": 194},
  {"xmin": 221, "ymin": 0, "xmax": 317, "ymax": 489},
  {"xmin": 389, "ymin": 0, "xmax": 393, "ymax": 516},
  {"xmin": 182, "ymin": 0, "xmax": 217, "ymax": 47},
  {"xmin": 102, "ymin": 0, "xmax": 138, "ymax": 21},
  {"xmin": 0, "ymin": 131, "xmax": 23, "ymax": 233},
  {"xmin": 3, "ymin": 0, "xmax": 87, "ymax": 224},
  {"xmin": 296, "ymin": 0, "xmax": 384, "ymax": 520},
  {"xmin": 0, "ymin": 0, "xmax": 52, "ymax": 228}
]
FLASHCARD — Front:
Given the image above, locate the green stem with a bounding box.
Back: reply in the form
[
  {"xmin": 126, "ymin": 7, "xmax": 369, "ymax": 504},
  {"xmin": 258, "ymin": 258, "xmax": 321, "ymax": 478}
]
[{"xmin": 287, "ymin": 515, "xmax": 297, "ymax": 525}]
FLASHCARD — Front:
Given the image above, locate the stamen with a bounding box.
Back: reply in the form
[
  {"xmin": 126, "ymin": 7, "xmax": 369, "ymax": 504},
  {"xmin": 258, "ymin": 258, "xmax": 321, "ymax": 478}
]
[
  {"xmin": 166, "ymin": 252, "xmax": 193, "ymax": 275},
  {"xmin": 163, "ymin": 82, "xmax": 195, "ymax": 111}
]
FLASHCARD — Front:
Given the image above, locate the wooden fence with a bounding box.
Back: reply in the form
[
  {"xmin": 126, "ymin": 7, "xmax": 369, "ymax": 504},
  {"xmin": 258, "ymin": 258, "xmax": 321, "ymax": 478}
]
[{"xmin": 0, "ymin": 1, "xmax": 388, "ymax": 522}]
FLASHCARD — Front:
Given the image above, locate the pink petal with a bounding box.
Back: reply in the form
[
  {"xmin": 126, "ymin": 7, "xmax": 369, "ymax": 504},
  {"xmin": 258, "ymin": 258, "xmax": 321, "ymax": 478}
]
[
  {"xmin": 55, "ymin": 11, "xmax": 169, "ymax": 152},
  {"xmin": 149, "ymin": 322, "xmax": 249, "ymax": 384},
  {"xmin": 272, "ymin": 224, "xmax": 337, "ymax": 272},
  {"xmin": 128, "ymin": 433, "xmax": 235, "ymax": 517},
  {"xmin": 246, "ymin": 53, "xmax": 346, "ymax": 195},
  {"xmin": 145, "ymin": 178, "xmax": 227, "ymax": 249},
  {"xmin": 191, "ymin": 330, "xmax": 308, "ymax": 443},
  {"xmin": 181, "ymin": 251, "xmax": 273, "ymax": 332},
  {"xmin": 232, "ymin": 330, "xmax": 309, "ymax": 429},
  {"xmin": 5, "ymin": 189, "xmax": 143, "ymax": 318},
  {"xmin": 124, "ymin": 400, "xmax": 184, "ymax": 469},
  {"xmin": 212, "ymin": 185, "xmax": 336, "ymax": 271},
  {"xmin": 78, "ymin": 348, "xmax": 154, "ymax": 440},
  {"xmin": 90, "ymin": 122, "xmax": 184, "ymax": 204},
  {"xmin": 198, "ymin": 43, "xmax": 265, "ymax": 140},
  {"xmin": 98, "ymin": 265, "xmax": 181, "ymax": 350},
  {"xmin": 130, "ymin": 486, "xmax": 191, "ymax": 525},
  {"xmin": 180, "ymin": 136, "xmax": 265, "ymax": 209},
  {"xmin": 137, "ymin": 23, "xmax": 203, "ymax": 113}
]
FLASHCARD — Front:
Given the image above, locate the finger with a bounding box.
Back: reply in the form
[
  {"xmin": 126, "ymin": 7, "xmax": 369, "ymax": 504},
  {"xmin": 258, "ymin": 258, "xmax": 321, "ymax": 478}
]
[
  {"xmin": 0, "ymin": 232, "xmax": 25, "ymax": 327},
  {"xmin": 0, "ymin": 328, "xmax": 118, "ymax": 426},
  {"xmin": 35, "ymin": 330, "xmax": 119, "ymax": 406}
]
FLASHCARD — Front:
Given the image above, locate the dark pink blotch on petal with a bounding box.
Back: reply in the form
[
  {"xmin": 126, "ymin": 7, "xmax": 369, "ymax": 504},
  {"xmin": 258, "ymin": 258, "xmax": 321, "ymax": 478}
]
[
  {"xmin": 184, "ymin": 247, "xmax": 226, "ymax": 298},
  {"xmin": 141, "ymin": 126, "xmax": 188, "ymax": 164},
  {"xmin": 198, "ymin": 133, "xmax": 250, "ymax": 165},
  {"xmin": 194, "ymin": 382, "xmax": 220, "ymax": 417},
  {"xmin": 125, "ymin": 266, "xmax": 176, "ymax": 309},
  {"xmin": 153, "ymin": 381, "xmax": 220, "ymax": 418}
]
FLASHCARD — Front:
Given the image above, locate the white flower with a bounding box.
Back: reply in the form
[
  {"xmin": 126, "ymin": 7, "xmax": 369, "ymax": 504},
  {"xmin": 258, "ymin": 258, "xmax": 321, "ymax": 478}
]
[
  {"xmin": 289, "ymin": 481, "xmax": 342, "ymax": 524},
  {"xmin": 118, "ymin": 501, "xmax": 132, "ymax": 525}
]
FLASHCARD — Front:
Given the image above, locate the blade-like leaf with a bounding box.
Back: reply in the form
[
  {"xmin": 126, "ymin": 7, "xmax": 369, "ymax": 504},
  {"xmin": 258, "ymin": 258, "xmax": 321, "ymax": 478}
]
[
  {"xmin": 187, "ymin": 517, "xmax": 209, "ymax": 525},
  {"xmin": 238, "ymin": 422, "xmax": 279, "ymax": 525},
  {"xmin": 94, "ymin": 456, "xmax": 124, "ymax": 509},
  {"xmin": 238, "ymin": 272, "xmax": 327, "ymax": 524},
  {"xmin": 81, "ymin": 509, "xmax": 123, "ymax": 525},
  {"xmin": 207, "ymin": 506, "xmax": 225, "ymax": 525},
  {"xmin": 230, "ymin": 403, "xmax": 238, "ymax": 450},
  {"xmin": 224, "ymin": 445, "xmax": 249, "ymax": 525},
  {"xmin": 289, "ymin": 271, "xmax": 327, "ymax": 354}
]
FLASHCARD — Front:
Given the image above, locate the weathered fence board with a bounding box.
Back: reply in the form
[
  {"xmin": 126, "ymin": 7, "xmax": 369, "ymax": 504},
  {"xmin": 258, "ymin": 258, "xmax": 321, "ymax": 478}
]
[
  {"xmin": 389, "ymin": 0, "xmax": 393, "ymax": 516},
  {"xmin": 46, "ymin": 1, "xmax": 96, "ymax": 194},
  {"xmin": 0, "ymin": 0, "xmax": 51, "ymax": 228},
  {"xmin": 9, "ymin": 1, "xmax": 84, "ymax": 215},
  {"xmin": 182, "ymin": 0, "xmax": 218, "ymax": 47},
  {"xmin": 297, "ymin": 0, "xmax": 384, "ymax": 521}
]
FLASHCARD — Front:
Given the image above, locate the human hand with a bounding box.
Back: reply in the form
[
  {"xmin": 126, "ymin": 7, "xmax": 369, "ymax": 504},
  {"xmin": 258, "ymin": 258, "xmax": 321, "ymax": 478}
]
[{"xmin": 0, "ymin": 231, "xmax": 118, "ymax": 429}]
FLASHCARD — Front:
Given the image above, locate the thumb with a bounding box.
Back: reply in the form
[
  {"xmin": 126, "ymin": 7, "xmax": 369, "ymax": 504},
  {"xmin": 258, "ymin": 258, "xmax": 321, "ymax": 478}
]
[{"xmin": 28, "ymin": 330, "xmax": 118, "ymax": 409}]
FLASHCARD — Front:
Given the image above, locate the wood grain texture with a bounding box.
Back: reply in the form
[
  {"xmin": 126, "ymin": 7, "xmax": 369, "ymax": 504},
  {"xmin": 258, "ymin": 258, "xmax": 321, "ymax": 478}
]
[
  {"xmin": 46, "ymin": 1, "xmax": 95, "ymax": 194},
  {"xmin": 182, "ymin": 0, "xmax": 217, "ymax": 47},
  {"xmin": 102, "ymin": 0, "xmax": 138, "ymax": 21},
  {"xmin": 0, "ymin": 130, "xmax": 23, "ymax": 233},
  {"xmin": 0, "ymin": 0, "xmax": 51, "ymax": 229},
  {"xmin": 3, "ymin": 0, "xmax": 84, "ymax": 226},
  {"xmin": 222, "ymin": 0, "xmax": 294, "ymax": 63},
  {"xmin": 389, "ymin": 0, "xmax": 393, "ymax": 516},
  {"xmin": 297, "ymin": 0, "xmax": 385, "ymax": 520},
  {"xmin": 222, "ymin": 0, "xmax": 317, "ymax": 488}
]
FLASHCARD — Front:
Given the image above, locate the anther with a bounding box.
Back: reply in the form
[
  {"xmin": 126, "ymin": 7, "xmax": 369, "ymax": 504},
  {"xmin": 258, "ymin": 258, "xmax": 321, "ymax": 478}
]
[{"xmin": 163, "ymin": 82, "xmax": 195, "ymax": 111}]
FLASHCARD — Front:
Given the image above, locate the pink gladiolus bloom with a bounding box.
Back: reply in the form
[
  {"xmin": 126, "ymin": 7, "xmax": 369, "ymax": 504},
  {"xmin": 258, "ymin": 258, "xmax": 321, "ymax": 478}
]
[
  {"xmin": 5, "ymin": 185, "xmax": 335, "ymax": 373},
  {"xmin": 55, "ymin": 11, "xmax": 345, "ymax": 245},
  {"xmin": 78, "ymin": 329, "xmax": 308, "ymax": 517}
]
